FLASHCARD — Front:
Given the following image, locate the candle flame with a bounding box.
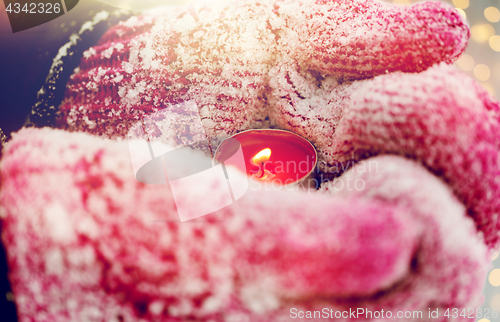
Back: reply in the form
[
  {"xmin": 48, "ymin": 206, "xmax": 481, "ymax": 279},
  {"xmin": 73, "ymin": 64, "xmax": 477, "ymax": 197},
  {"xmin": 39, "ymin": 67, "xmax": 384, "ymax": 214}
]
[{"xmin": 252, "ymin": 148, "xmax": 271, "ymax": 164}]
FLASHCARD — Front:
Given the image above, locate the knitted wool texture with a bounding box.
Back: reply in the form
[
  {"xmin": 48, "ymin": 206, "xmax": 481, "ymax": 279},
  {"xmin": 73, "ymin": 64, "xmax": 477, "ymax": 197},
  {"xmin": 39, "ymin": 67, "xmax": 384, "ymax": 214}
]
[
  {"xmin": 54, "ymin": 0, "xmax": 500, "ymax": 247},
  {"xmin": 0, "ymin": 128, "xmax": 488, "ymax": 322},
  {"xmin": 57, "ymin": 0, "xmax": 468, "ymax": 139},
  {"xmin": 1, "ymin": 0, "xmax": 499, "ymax": 321}
]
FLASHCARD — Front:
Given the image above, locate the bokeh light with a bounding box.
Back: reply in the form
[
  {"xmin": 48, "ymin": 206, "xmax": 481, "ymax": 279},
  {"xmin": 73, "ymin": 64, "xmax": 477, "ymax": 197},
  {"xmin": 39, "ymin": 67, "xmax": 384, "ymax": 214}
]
[
  {"xmin": 478, "ymin": 319, "xmax": 491, "ymax": 322},
  {"xmin": 392, "ymin": 0, "xmax": 411, "ymax": 4},
  {"xmin": 489, "ymin": 269, "xmax": 500, "ymax": 286},
  {"xmin": 481, "ymin": 83, "xmax": 495, "ymax": 96},
  {"xmin": 493, "ymin": 63, "xmax": 500, "ymax": 80},
  {"xmin": 492, "ymin": 251, "xmax": 500, "ymax": 261},
  {"xmin": 491, "ymin": 294, "xmax": 500, "ymax": 310},
  {"xmin": 471, "ymin": 24, "xmax": 496, "ymax": 43},
  {"xmin": 474, "ymin": 64, "xmax": 491, "ymax": 81},
  {"xmin": 452, "ymin": 0, "xmax": 469, "ymax": 9},
  {"xmin": 456, "ymin": 8, "xmax": 466, "ymax": 19},
  {"xmin": 489, "ymin": 35, "xmax": 500, "ymax": 52},
  {"xmin": 455, "ymin": 54, "xmax": 475, "ymax": 71},
  {"xmin": 484, "ymin": 7, "xmax": 500, "ymax": 23}
]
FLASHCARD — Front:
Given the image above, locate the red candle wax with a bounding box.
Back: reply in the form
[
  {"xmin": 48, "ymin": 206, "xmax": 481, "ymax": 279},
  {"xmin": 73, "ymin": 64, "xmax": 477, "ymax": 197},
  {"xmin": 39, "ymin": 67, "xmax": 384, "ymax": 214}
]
[{"xmin": 214, "ymin": 129, "xmax": 317, "ymax": 186}]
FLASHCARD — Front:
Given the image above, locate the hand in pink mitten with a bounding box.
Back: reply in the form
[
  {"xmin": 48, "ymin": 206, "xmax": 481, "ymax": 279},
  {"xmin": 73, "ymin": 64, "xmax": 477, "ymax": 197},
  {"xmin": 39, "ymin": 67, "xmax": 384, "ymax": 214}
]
[
  {"xmin": 54, "ymin": 0, "xmax": 467, "ymax": 140},
  {"xmin": 278, "ymin": 0, "xmax": 468, "ymax": 79},
  {"xmin": 273, "ymin": 63, "xmax": 500, "ymax": 248},
  {"xmin": 0, "ymin": 129, "xmax": 488, "ymax": 322},
  {"xmin": 1, "ymin": 0, "xmax": 498, "ymax": 321}
]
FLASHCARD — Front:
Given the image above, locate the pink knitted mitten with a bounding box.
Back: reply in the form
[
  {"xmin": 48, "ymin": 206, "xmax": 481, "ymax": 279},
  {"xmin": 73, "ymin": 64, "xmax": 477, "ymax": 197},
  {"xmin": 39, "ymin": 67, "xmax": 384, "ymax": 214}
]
[{"xmin": 1, "ymin": 0, "xmax": 498, "ymax": 321}]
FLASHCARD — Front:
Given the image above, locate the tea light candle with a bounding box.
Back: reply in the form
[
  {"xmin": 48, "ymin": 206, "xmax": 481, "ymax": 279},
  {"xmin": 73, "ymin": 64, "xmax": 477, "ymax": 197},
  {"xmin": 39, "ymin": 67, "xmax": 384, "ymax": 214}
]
[{"xmin": 214, "ymin": 129, "xmax": 317, "ymax": 188}]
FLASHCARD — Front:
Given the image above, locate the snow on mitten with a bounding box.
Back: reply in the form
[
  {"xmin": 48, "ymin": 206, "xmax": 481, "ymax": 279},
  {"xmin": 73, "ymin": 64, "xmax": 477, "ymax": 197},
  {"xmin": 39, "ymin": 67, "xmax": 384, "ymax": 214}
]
[
  {"xmin": 0, "ymin": 128, "xmax": 488, "ymax": 321},
  {"xmin": 276, "ymin": 0, "xmax": 468, "ymax": 79},
  {"xmin": 54, "ymin": 0, "xmax": 468, "ymax": 143},
  {"xmin": 272, "ymin": 62, "xmax": 500, "ymax": 248},
  {"xmin": 0, "ymin": 0, "xmax": 497, "ymax": 321},
  {"xmin": 57, "ymin": 0, "xmax": 277, "ymax": 142}
]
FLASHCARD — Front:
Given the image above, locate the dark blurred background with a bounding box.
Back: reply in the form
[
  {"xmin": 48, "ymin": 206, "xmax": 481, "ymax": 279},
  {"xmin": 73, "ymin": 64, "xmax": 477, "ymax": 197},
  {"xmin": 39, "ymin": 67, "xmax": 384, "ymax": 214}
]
[{"xmin": 1, "ymin": 0, "xmax": 500, "ymax": 321}]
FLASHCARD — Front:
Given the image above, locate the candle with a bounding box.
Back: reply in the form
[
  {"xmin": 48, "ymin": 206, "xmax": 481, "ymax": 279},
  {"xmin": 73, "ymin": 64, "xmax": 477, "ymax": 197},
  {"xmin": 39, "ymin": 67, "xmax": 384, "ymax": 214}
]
[{"xmin": 214, "ymin": 129, "xmax": 317, "ymax": 188}]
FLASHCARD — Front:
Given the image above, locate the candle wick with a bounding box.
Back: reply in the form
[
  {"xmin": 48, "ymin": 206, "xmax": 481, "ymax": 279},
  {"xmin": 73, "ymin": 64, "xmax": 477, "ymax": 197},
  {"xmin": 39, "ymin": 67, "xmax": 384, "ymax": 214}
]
[{"xmin": 259, "ymin": 162, "xmax": 265, "ymax": 178}]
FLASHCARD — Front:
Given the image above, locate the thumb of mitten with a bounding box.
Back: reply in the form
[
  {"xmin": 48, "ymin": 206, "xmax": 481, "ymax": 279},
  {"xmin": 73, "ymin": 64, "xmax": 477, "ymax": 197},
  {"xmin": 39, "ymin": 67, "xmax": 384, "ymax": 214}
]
[
  {"xmin": 228, "ymin": 190, "xmax": 420, "ymax": 299},
  {"xmin": 278, "ymin": 0, "xmax": 468, "ymax": 80}
]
